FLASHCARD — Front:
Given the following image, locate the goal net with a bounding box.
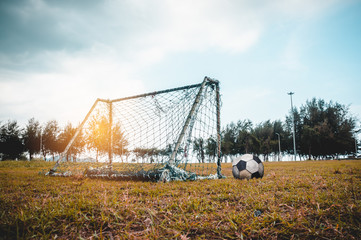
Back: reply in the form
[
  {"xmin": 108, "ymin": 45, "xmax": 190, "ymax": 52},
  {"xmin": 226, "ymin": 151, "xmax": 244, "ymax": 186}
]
[{"xmin": 48, "ymin": 77, "xmax": 222, "ymax": 181}]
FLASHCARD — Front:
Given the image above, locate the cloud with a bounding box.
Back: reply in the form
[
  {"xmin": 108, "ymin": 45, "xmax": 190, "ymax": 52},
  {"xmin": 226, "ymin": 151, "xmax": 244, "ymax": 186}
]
[
  {"xmin": 0, "ymin": 0, "xmax": 352, "ymax": 126},
  {"xmin": 141, "ymin": 0, "xmax": 262, "ymax": 53},
  {"xmin": 0, "ymin": 52, "xmax": 146, "ymax": 125},
  {"xmin": 1, "ymin": 0, "xmax": 345, "ymax": 69},
  {"xmin": 0, "ymin": 0, "xmax": 264, "ymax": 67}
]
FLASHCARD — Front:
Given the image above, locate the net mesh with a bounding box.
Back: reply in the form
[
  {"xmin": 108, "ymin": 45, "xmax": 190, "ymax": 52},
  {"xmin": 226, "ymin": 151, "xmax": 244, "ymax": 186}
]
[{"xmin": 48, "ymin": 78, "xmax": 222, "ymax": 181}]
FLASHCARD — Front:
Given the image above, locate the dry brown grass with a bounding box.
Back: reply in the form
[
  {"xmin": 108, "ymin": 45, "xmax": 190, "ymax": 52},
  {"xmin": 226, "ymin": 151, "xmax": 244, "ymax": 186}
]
[{"xmin": 0, "ymin": 160, "xmax": 360, "ymax": 239}]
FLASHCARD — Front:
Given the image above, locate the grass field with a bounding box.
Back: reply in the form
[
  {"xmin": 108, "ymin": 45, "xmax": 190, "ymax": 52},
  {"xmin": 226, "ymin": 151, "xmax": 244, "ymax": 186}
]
[{"xmin": 0, "ymin": 160, "xmax": 360, "ymax": 239}]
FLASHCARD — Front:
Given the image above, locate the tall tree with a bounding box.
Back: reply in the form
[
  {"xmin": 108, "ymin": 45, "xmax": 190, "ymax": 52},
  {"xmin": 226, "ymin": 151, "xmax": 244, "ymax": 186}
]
[
  {"xmin": 272, "ymin": 120, "xmax": 287, "ymax": 156},
  {"xmin": 42, "ymin": 120, "xmax": 60, "ymax": 161},
  {"xmin": 193, "ymin": 137, "xmax": 205, "ymax": 163},
  {"xmin": 221, "ymin": 122, "xmax": 237, "ymax": 156},
  {"xmin": 285, "ymin": 108, "xmax": 302, "ymax": 157},
  {"xmin": 86, "ymin": 116, "xmax": 128, "ymax": 162},
  {"xmin": 87, "ymin": 116, "xmax": 109, "ymax": 162},
  {"xmin": 254, "ymin": 120, "xmax": 278, "ymax": 161},
  {"xmin": 111, "ymin": 122, "xmax": 128, "ymax": 157},
  {"xmin": 286, "ymin": 98, "xmax": 357, "ymax": 159},
  {"xmin": 222, "ymin": 120, "xmax": 260, "ymax": 157},
  {"xmin": 235, "ymin": 120, "xmax": 259, "ymax": 155},
  {"xmin": 0, "ymin": 120, "xmax": 24, "ymax": 160},
  {"xmin": 205, "ymin": 137, "xmax": 217, "ymax": 162},
  {"xmin": 23, "ymin": 118, "xmax": 41, "ymax": 160},
  {"xmin": 58, "ymin": 123, "xmax": 85, "ymax": 162}
]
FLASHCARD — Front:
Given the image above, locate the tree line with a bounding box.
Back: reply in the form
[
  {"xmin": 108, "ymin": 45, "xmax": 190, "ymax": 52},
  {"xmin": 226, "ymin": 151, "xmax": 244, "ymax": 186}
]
[
  {"xmin": 0, "ymin": 118, "xmax": 76, "ymax": 161},
  {"xmin": 0, "ymin": 115, "xmax": 130, "ymax": 162},
  {"xmin": 221, "ymin": 98, "xmax": 359, "ymax": 160},
  {"xmin": 0, "ymin": 98, "xmax": 359, "ymax": 161}
]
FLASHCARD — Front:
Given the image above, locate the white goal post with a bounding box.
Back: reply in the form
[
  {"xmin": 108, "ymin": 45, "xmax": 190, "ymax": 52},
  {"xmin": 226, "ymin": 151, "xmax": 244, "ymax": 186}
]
[{"xmin": 48, "ymin": 77, "xmax": 222, "ymax": 181}]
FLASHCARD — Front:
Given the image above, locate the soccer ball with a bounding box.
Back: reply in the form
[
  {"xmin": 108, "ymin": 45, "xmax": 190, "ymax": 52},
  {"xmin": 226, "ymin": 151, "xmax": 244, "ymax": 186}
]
[{"xmin": 232, "ymin": 154, "xmax": 264, "ymax": 179}]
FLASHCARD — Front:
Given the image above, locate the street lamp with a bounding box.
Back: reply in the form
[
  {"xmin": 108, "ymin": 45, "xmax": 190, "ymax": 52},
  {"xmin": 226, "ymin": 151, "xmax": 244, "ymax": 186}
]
[
  {"xmin": 276, "ymin": 133, "xmax": 281, "ymax": 161},
  {"xmin": 287, "ymin": 92, "xmax": 297, "ymax": 161},
  {"xmin": 355, "ymin": 138, "xmax": 358, "ymax": 157},
  {"xmin": 39, "ymin": 128, "xmax": 43, "ymax": 160},
  {"xmin": 355, "ymin": 129, "xmax": 360, "ymax": 157}
]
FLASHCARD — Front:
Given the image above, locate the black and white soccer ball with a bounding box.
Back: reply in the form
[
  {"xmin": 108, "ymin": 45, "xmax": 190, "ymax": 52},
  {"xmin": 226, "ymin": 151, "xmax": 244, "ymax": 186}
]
[{"xmin": 232, "ymin": 154, "xmax": 264, "ymax": 179}]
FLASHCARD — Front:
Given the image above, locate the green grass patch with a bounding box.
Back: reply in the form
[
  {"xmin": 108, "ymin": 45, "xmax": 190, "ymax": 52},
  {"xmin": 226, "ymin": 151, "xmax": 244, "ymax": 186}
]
[{"xmin": 0, "ymin": 160, "xmax": 360, "ymax": 239}]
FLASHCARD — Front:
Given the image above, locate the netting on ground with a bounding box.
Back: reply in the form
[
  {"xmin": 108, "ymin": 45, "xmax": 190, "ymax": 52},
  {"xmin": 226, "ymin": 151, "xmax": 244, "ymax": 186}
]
[{"xmin": 48, "ymin": 77, "xmax": 222, "ymax": 181}]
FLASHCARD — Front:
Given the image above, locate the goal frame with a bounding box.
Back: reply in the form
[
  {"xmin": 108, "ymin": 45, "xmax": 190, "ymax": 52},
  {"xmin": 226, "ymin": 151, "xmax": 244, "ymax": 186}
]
[{"xmin": 49, "ymin": 76, "xmax": 222, "ymax": 179}]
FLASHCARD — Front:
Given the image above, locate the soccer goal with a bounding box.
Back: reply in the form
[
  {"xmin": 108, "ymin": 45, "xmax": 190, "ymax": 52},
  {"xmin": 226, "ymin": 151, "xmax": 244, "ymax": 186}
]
[{"xmin": 48, "ymin": 77, "xmax": 222, "ymax": 181}]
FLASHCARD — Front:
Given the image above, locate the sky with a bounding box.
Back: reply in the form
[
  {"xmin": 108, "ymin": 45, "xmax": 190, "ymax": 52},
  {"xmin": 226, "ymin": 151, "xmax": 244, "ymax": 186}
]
[{"xmin": 1, "ymin": 0, "xmax": 361, "ymax": 131}]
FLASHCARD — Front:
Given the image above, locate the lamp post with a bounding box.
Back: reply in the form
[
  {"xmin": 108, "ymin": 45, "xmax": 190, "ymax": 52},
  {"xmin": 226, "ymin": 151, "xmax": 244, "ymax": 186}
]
[
  {"xmin": 40, "ymin": 129, "xmax": 43, "ymax": 160},
  {"xmin": 40, "ymin": 133, "xmax": 42, "ymax": 152},
  {"xmin": 355, "ymin": 129, "xmax": 360, "ymax": 157},
  {"xmin": 287, "ymin": 92, "xmax": 297, "ymax": 161},
  {"xmin": 276, "ymin": 133, "xmax": 281, "ymax": 161},
  {"xmin": 355, "ymin": 138, "xmax": 358, "ymax": 157}
]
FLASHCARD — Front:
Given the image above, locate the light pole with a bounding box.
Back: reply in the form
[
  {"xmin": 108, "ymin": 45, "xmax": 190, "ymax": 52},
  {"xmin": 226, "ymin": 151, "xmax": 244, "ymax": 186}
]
[
  {"xmin": 355, "ymin": 138, "xmax": 358, "ymax": 157},
  {"xmin": 288, "ymin": 92, "xmax": 297, "ymax": 161},
  {"xmin": 355, "ymin": 129, "xmax": 360, "ymax": 157},
  {"xmin": 39, "ymin": 128, "xmax": 43, "ymax": 160},
  {"xmin": 276, "ymin": 133, "xmax": 281, "ymax": 161}
]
